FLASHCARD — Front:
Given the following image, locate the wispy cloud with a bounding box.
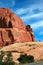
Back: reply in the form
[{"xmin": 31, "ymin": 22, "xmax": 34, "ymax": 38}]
[
  {"xmin": 31, "ymin": 20, "xmax": 43, "ymax": 30},
  {"xmin": 0, "ymin": 0, "xmax": 15, "ymax": 8},
  {"xmin": 21, "ymin": 12, "xmax": 43, "ymax": 21},
  {"xmin": 15, "ymin": 3, "xmax": 43, "ymax": 22},
  {"xmin": 15, "ymin": 8, "xmax": 30, "ymax": 15},
  {"xmin": 15, "ymin": 1, "xmax": 43, "ymax": 15},
  {"xmin": 15, "ymin": 7, "xmax": 43, "ymax": 32}
]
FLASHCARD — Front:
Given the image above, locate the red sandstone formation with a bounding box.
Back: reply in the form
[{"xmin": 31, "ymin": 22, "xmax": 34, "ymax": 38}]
[{"xmin": 0, "ymin": 8, "xmax": 36, "ymax": 47}]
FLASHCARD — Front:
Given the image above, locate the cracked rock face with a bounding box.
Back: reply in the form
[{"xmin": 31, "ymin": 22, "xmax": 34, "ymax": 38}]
[{"xmin": 0, "ymin": 8, "xmax": 36, "ymax": 47}]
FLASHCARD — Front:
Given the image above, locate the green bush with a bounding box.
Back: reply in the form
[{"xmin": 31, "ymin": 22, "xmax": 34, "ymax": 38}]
[
  {"xmin": 18, "ymin": 54, "xmax": 34, "ymax": 64},
  {"xmin": 0, "ymin": 51, "xmax": 15, "ymax": 65},
  {"xmin": 27, "ymin": 55, "xmax": 34, "ymax": 63}
]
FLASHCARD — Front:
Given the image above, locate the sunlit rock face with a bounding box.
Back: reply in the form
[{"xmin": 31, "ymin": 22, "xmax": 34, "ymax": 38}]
[{"xmin": 0, "ymin": 8, "xmax": 36, "ymax": 47}]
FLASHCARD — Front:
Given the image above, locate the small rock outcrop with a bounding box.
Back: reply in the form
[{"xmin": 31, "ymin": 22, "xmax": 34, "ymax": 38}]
[
  {"xmin": 1, "ymin": 42, "xmax": 43, "ymax": 63},
  {"xmin": 0, "ymin": 8, "xmax": 36, "ymax": 47}
]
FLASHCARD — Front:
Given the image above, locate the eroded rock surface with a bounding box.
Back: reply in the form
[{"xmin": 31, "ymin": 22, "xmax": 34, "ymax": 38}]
[
  {"xmin": 1, "ymin": 42, "xmax": 43, "ymax": 63},
  {"xmin": 0, "ymin": 8, "xmax": 36, "ymax": 47}
]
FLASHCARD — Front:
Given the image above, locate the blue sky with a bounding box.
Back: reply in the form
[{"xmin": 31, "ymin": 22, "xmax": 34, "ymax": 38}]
[{"xmin": 0, "ymin": 0, "xmax": 43, "ymax": 41}]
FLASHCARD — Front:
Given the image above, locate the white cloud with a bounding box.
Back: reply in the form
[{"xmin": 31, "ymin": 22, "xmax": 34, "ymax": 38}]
[
  {"xmin": 15, "ymin": 0, "xmax": 43, "ymax": 18},
  {"xmin": 15, "ymin": 3, "xmax": 43, "ymax": 21},
  {"xmin": 31, "ymin": 20, "xmax": 43, "ymax": 30},
  {"xmin": 15, "ymin": 1, "xmax": 43, "ymax": 15},
  {"xmin": 15, "ymin": 8, "xmax": 29, "ymax": 15},
  {"xmin": 33, "ymin": 2, "xmax": 43, "ymax": 10},
  {"xmin": 21, "ymin": 12, "xmax": 43, "ymax": 21},
  {"xmin": 29, "ymin": 2, "xmax": 43, "ymax": 12}
]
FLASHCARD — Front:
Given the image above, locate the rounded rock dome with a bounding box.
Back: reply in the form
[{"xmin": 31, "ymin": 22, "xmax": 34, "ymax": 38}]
[{"xmin": 0, "ymin": 8, "xmax": 36, "ymax": 47}]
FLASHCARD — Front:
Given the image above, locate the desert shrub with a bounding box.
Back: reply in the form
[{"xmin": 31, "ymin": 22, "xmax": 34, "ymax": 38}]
[
  {"xmin": 18, "ymin": 54, "xmax": 34, "ymax": 64},
  {"xmin": 0, "ymin": 51, "xmax": 5, "ymax": 62},
  {"xmin": 27, "ymin": 55, "xmax": 34, "ymax": 63},
  {"xmin": 29, "ymin": 44, "xmax": 32, "ymax": 47},
  {"xmin": 0, "ymin": 51, "xmax": 15, "ymax": 65},
  {"xmin": 5, "ymin": 42, "xmax": 9, "ymax": 46}
]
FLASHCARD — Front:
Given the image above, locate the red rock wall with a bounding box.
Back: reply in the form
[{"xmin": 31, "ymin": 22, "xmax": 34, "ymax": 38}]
[{"xmin": 0, "ymin": 8, "xmax": 36, "ymax": 47}]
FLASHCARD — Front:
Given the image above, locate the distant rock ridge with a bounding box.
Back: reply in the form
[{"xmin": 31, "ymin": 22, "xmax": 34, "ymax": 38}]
[{"xmin": 0, "ymin": 8, "xmax": 36, "ymax": 47}]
